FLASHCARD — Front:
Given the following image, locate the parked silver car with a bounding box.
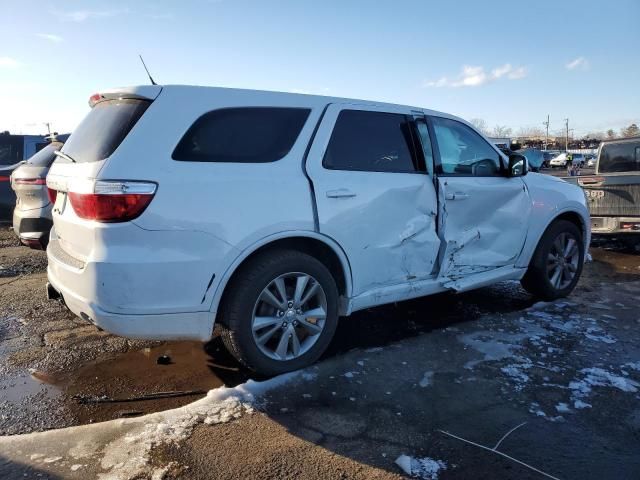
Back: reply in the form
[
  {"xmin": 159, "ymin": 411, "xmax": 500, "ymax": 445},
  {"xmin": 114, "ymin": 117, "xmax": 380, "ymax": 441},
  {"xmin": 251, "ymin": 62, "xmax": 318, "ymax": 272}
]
[{"xmin": 11, "ymin": 140, "xmax": 62, "ymax": 249}]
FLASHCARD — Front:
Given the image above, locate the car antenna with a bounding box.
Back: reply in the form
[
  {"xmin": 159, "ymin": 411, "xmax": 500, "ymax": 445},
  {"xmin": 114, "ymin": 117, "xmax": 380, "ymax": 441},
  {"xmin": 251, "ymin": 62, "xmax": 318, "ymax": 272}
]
[{"xmin": 138, "ymin": 54, "xmax": 157, "ymax": 86}]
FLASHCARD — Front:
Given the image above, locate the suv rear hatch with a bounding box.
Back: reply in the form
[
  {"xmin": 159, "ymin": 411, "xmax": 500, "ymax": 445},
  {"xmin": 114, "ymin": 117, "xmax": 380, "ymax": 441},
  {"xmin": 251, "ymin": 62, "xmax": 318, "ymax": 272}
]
[
  {"xmin": 12, "ymin": 142, "xmax": 61, "ymax": 211},
  {"xmin": 580, "ymin": 139, "xmax": 640, "ymax": 217},
  {"xmin": 47, "ymin": 86, "xmax": 161, "ymax": 261}
]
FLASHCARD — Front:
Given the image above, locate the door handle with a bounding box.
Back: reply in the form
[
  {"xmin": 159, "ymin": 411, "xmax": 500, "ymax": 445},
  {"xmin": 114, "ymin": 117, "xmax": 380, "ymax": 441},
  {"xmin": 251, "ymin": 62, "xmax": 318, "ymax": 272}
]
[
  {"xmin": 326, "ymin": 189, "xmax": 357, "ymax": 199},
  {"xmin": 445, "ymin": 192, "xmax": 470, "ymax": 200}
]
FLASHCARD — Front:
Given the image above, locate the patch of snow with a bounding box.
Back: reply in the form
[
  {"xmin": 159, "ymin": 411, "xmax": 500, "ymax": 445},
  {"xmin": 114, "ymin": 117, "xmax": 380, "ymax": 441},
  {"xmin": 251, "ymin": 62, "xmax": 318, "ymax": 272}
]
[
  {"xmin": 419, "ymin": 371, "xmax": 434, "ymax": 388},
  {"xmin": 584, "ymin": 327, "xmax": 617, "ymax": 344},
  {"xmin": 395, "ymin": 454, "xmax": 447, "ymax": 479},
  {"xmin": 569, "ymin": 367, "xmax": 640, "ymax": 404},
  {"xmin": 555, "ymin": 403, "xmax": 571, "ymax": 413},
  {"xmin": 356, "ymin": 360, "xmax": 365, "ymax": 367},
  {"xmin": 459, "ymin": 331, "xmax": 526, "ymax": 369},
  {"xmin": 624, "ymin": 361, "xmax": 640, "ymax": 372},
  {"xmin": 70, "ymin": 464, "xmax": 83, "ymax": 471},
  {"xmin": 573, "ymin": 400, "xmax": 592, "ymax": 409},
  {"xmin": 301, "ymin": 372, "xmax": 317, "ymax": 381},
  {"xmin": 86, "ymin": 370, "xmax": 305, "ymax": 479},
  {"xmin": 343, "ymin": 371, "xmax": 357, "ymax": 378}
]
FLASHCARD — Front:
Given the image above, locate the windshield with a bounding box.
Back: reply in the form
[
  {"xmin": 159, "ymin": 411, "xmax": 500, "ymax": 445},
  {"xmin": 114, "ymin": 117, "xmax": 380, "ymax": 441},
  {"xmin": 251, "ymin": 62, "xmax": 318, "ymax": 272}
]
[
  {"xmin": 598, "ymin": 141, "xmax": 640, "ymax": 173},
  {"xmin": 26, "ymin": 142, "xmax": 62, "ymax": 167},
  {"xmin": 61, "ymin": 99, "xmax": 150, "ymax": 163}
]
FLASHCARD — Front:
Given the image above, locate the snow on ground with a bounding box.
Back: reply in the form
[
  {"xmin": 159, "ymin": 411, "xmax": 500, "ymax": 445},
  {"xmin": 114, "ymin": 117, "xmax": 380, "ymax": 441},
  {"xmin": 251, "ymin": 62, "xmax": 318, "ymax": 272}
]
[
  {"xmin": 395, "ymin": 454, "xmax": 447, "ymax": 479},
  {"xmin": 569, "ymin": 367, "xmax": 640, "ymax": 404},
  {"xmin": 418, "ymin": 371, "xmax": 434, "ymax": 387},
  {"xmin": 1, "ymin": 371, "xmax": 307, "ymax": 480}
]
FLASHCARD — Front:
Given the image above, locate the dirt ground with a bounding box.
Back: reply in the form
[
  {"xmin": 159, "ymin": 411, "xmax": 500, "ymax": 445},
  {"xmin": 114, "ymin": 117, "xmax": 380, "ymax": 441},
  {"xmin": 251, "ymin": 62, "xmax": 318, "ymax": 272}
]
[{"xmin": 1, "ymin": 224, "xmax": 639, "ymax": 479}]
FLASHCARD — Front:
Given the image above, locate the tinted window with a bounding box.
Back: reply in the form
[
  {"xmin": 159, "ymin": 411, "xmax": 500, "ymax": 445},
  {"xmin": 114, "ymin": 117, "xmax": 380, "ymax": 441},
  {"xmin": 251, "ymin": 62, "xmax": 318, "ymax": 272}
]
[
  {"xmin": 432, "ymin": 117, "xmax": 501, "ymax": 176},
  {"xmin": 323, "ymin": 110, "xmax": 419, "ymax": 173},
  {"xmin": 598, "ymin": 142, "xmax": 640, "ymax": 173},
  {"xmin": 0, "ymin": 137, "xmax": 22, "ymax": 166},
  {"xmin": 61, "ymin": 99, "xmax": 150, "ymax": 163},
  {"xmin": 173, "ymin": 108, "xmax": 310, "ymax": 163},
  {"xmin": 26, "ymin": 142, "xmax": 62, "ymax": 167}
]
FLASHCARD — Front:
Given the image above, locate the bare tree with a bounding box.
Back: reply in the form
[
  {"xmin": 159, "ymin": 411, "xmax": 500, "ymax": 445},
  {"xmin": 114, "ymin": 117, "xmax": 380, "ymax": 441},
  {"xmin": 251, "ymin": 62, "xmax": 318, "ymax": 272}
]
[
  {"xmin": 470, "ymin": 118, "xmax": 490, "ymax": 135},
  {"xmin": 492, "ymin": 125, "xmax": 512, "ymax": 137},
  {"xmin": 620, "ymin": 123, "xmax": 639, "ymax": 138},
  {"xmin": 583, "ymin": 131, "xmax": 606, "ymax": 141},
  {"xmin": 517, "ymin": 126, "xmax": 545, "ymax": 138},
  {"xmin": 606, "ymin": 129, "xmax": 616, "ymax": 139}
]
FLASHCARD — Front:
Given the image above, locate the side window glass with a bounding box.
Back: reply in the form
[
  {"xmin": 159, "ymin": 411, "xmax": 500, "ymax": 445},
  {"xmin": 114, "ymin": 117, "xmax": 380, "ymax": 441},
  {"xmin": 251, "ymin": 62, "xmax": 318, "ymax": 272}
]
[
  {"xmin": 431, "ymin": 117, "xmax": 501, "ymax": 176},
  {"xmin": 323, "ymin": 110, "xmax": 419, "ymax": 173},
  {"xmin": 415, "ymin": 120, "xmax": 434, "ymax": 175},
  {"xmin": 173, "ymin": 107, "xmax": 310, "ymax": 163}
]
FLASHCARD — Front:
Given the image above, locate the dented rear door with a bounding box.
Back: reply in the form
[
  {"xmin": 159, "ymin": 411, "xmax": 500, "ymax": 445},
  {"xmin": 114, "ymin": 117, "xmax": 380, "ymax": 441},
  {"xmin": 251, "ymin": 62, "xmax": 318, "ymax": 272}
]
[
  {"xmin": 428, "ymin": 115, "xmax": 531, "ymax": 279},
  {"xmin": 306, "ymin": 104, "xmax": 441, "ymax": 296}
]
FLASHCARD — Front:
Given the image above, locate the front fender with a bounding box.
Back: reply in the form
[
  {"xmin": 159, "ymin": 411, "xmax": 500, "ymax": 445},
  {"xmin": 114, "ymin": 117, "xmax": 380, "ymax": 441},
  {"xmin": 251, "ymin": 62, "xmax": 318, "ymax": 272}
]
[{"xmin": 517, "ymin": 173, "xmax": 590, "ymax": 268}]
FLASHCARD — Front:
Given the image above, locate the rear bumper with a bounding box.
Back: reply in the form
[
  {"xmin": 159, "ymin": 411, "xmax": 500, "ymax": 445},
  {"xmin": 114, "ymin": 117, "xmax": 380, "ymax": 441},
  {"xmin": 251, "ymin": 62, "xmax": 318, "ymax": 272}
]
[
  {"xmin": 590, "ymin": 216, "xmax": 640, "ymax": 234},
  {"xmin": 45, "ymin": 223, "xmax": 234, "ymax": 341},
  {"xmin": 47, "ymin": 267, "xmax": 214, "ymax": 341},
  {"xmin": 13, "ymin": 206, "xmax": 52, "ymax": 248}
]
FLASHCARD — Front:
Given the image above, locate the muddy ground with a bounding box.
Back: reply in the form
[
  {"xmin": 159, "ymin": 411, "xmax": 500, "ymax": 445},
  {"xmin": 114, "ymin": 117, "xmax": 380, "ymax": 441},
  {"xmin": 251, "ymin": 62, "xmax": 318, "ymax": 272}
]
[{"xmin": 0, "ymin": 225, "xmax": 639, "ymax": 479}]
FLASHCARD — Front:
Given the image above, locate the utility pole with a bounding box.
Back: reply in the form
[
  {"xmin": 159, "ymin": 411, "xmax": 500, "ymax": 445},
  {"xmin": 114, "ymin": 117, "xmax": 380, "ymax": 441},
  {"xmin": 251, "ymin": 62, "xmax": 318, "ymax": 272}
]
[
  {"xmin": 564, "ymin": 118, "xmax": 569, "ymax": 152},
  {"xmin": 44, "ymin": 122, "xmax": 51, "ymax": 135},
  {"xmin": 543, "ymin": 114, "xmax": 550, "ymax": 150}
]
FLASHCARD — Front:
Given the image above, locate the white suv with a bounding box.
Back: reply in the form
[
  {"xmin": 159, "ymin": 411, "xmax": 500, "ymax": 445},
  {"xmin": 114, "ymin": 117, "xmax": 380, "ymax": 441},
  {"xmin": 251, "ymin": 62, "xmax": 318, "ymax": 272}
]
[{"xmin": 47, "ymin": 85, "xmax": 590, "ymax": 374}]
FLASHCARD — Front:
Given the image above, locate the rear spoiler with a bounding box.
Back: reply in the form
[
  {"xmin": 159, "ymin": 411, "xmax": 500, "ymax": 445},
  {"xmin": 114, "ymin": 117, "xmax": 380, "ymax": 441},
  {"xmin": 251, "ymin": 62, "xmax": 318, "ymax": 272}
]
[
  {"xmin": 0, "ymin": 161, "xmax": 25, "ymax": 172},
  {"xmin": 88, "ymin": 85, "xmax": 162, "ymax": 107}
]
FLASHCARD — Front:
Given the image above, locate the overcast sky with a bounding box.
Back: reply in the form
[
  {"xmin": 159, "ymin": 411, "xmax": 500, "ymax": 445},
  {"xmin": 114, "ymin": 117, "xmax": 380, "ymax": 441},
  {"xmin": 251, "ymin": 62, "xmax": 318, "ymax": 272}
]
[{"xmin": 2, "ymin": 0, "xmax": 639, "ymax": 136}]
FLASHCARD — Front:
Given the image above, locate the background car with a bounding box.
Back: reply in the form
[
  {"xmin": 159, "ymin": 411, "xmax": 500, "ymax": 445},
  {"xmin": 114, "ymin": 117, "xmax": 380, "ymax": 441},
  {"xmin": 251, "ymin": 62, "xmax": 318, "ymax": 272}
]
[
  {"xmin": 550, "ymin": 152, "xmax": 585, "ymax": 168},
  {"xmin": 11, "ymin": 138, "xmax": 63, "ymax": 249}
]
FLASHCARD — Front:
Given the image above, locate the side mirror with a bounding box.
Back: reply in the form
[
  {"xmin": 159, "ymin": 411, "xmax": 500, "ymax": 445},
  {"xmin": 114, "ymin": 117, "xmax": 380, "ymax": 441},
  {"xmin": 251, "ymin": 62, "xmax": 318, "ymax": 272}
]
[{"xmin": 508, "ymin": 154, "xmax": 528, "ymax": 177}]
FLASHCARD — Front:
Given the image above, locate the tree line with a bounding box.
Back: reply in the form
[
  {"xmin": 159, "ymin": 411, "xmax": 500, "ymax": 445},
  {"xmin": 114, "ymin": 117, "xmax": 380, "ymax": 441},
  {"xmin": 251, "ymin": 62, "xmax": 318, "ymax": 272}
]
[{"xmin": 470, "ymin": 118, "xmax": 639, "ymax": 141}]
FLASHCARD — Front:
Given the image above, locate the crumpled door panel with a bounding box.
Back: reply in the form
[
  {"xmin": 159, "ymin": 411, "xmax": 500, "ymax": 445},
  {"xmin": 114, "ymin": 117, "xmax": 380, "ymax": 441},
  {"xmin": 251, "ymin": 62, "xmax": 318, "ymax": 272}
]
[{"xmin": 436, "ymin": 177, "xmax": 531, "ymax": 282}]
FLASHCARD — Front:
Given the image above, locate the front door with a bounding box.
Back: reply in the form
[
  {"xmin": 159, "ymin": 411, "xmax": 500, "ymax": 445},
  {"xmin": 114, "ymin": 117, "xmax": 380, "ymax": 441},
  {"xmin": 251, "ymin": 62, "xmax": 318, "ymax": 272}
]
[
  {"xmin": 428, "ymin": 116, "xmax": 531, "ymax": 279},
  {"xmin": 305, "ymin": 104, "xmax": 441, "ymax": 296}
]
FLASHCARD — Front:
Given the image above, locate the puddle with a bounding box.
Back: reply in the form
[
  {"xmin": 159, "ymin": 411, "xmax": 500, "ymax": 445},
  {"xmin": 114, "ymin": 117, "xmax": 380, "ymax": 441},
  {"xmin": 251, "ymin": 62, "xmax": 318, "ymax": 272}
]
[{"xmin": 1, "ymin": 340, "xmax": 250, "ymax": 433}]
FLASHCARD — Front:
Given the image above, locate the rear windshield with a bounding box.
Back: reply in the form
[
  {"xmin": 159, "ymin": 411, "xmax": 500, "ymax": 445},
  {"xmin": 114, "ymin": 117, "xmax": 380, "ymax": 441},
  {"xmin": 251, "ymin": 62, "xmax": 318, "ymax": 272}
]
[
  {"xmin": 26, "ymin": 142, "xmax": 62, "ymax": 167},
  {"xmin": 598, "ymin": 141, "xmax": 640, "ymax": 173},
  {"xmin": 172, "ymin": 107, "xmax": 310, "ymax": 163},
  {"xmin": 61, "ymin": 99, "xmax": 150, "ymax": 163}
]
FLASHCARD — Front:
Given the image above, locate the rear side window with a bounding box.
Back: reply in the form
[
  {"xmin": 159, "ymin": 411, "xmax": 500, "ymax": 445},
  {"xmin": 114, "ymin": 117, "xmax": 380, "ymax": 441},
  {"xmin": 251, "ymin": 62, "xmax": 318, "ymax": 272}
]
[
  {"xmin": 172, "ymin": 108, "xmax": 310, "ymax": 163},
  {"xmin": 26, "ymin": 142, "xmax": 62, "ymax": 167},
  {"xmin": 323, "ymin": 110, "xmax": 420, "ymax": 173},
  {"xmin": 598, "ymin": 142, "xmax": 640, "ymax": 173},
  {"xmin": 61, "ymin": 99, "xmax": 150, "ymax": 163}
]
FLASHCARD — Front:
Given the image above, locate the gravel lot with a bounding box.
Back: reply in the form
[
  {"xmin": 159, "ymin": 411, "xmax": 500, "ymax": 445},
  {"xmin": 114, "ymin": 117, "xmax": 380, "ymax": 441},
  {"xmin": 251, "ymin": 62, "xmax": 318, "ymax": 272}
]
[{"xmin": 1, "ymin": 224, "xmax": 639, "ymax": 479}]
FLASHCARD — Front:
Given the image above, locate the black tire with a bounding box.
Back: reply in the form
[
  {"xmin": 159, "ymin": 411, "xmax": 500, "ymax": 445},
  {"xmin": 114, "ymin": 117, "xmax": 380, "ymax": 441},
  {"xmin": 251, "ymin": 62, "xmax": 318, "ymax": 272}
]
[
  {"xmin": 521, "ymin": 220, "xmax": 584, "ymax": 301},
  {"xmin": 218, "ymin": 249, "xmax": 339, "ymax": 375}
]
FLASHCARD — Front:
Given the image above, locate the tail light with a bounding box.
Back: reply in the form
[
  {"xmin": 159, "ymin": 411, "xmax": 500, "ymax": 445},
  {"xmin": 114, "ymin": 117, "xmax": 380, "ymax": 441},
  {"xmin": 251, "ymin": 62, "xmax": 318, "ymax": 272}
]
[
  {"xmin": 68, "ymin": 180, "xmax": 157, "ymax": 222},
  {"xmin": 0, "ymin": 176, "xmax": 10, "ymax": 182},
  {"xmin": 13, "ymin": 178, "xmax": 47, "ymax": 185},
  {"xmin": 47, "ymin": 187, "xmax": 57, "ymax": 204}
]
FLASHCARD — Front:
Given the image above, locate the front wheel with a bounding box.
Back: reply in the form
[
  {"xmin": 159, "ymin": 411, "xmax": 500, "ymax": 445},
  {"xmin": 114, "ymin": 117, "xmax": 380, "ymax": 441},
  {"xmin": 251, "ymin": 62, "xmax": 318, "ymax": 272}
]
[
  {"xmin": 218, "ymin": 250, "xmax": 339, "ymax": 375},
  {"xmin": 521, "ymin": 220, "xmax": 584, "ymax": 301}
]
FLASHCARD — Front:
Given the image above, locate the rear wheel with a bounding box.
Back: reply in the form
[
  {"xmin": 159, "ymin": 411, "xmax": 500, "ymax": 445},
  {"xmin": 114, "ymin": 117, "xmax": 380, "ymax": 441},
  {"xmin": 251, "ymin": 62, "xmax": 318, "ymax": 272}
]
[
  {"xmin": 219, "ymin": 250, "xmax": 339, "ymax": 375},
  {"xmin": 521, "ymin": 220, "xmax": 584, "ymax": 300}
]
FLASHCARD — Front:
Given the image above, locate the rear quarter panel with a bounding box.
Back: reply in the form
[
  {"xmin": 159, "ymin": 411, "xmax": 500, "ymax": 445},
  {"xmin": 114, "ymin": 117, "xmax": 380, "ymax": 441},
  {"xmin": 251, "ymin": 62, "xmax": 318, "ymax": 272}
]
[{"xmin": 97, "ymin": 87, "xmax": 327, "ymax": 312}]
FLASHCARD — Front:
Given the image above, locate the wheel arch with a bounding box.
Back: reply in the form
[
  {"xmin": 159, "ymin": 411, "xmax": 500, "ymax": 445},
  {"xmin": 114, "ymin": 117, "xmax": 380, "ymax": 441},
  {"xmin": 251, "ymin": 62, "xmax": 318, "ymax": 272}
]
[
  {"xmin": 518, "ymin": 208, "xmax": 589, "ymax": 269},
  {"xmin": 210, "ymin": 232, "xmax": 353, "ymax": 327}
]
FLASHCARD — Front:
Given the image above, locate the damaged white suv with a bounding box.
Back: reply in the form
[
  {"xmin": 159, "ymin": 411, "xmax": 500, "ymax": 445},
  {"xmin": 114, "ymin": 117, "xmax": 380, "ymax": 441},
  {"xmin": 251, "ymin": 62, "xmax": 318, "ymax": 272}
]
[{"xmin": 46, "ymin": 85, "xmax": 590, "ymax": 374}]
